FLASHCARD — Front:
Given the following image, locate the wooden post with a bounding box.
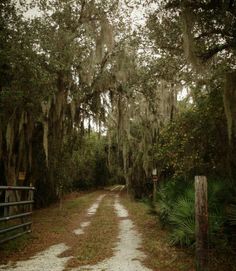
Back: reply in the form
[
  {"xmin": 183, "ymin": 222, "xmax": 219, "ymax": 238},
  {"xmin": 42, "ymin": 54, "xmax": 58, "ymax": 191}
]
[{"xmin": 195, "ymin": 176, "xmax": 208, "ymax": 271}]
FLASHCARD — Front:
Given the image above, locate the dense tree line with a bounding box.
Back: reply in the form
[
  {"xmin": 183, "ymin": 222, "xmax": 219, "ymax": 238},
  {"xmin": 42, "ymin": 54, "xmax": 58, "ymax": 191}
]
[{"xmin": 0, "ymin": 0, "xmax": 134, "ymax": 204}]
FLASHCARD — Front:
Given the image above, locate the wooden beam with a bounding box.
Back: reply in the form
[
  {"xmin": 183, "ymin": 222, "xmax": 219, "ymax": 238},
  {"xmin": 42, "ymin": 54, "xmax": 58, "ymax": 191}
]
[{"xmin": 195, "ymin": 176, "xmax": 208, "ymax": 271}]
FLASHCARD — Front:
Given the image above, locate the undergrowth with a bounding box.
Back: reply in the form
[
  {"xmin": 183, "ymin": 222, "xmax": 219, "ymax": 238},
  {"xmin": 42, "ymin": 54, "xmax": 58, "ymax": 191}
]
[{"xmin": 156, "ymin": 178, "xmax": 236, "ymax": 248}]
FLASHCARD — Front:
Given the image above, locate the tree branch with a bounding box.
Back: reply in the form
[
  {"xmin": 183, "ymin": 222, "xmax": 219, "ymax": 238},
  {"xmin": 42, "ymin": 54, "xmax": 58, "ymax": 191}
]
[{"xmin": 199, "ymin": 41, "xmax": 236, "ymax": 62}]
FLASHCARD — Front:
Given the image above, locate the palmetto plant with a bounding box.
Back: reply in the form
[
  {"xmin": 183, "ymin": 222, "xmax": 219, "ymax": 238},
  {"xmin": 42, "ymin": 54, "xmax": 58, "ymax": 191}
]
[
  {"xmin": 168, "ymin": 194, "xmax": 195, "ymax": 246},
  {"xmin": 227, "ymin": 204, "xmax": 236, "ymax": 227},
  {"xmin": 157, "ymin": 179, "xmax": 229, "ymax": 247}
]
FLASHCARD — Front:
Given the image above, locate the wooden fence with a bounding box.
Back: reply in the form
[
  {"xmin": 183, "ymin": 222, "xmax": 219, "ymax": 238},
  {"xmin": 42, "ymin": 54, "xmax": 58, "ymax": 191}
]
[{"xmin": 0, "ymin": 186, "xmax": 35, "ymax": 244}]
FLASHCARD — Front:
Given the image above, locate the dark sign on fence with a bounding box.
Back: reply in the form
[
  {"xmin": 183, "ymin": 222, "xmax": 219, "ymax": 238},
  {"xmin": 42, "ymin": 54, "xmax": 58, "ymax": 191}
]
[{"xmin": 0, "ymin": 186, "xmax": 35, "ymax": 244}]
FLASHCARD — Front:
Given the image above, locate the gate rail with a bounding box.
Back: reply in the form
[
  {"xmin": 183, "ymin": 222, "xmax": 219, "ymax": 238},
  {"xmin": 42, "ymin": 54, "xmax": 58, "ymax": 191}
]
[{"xmin": 0, "ymin": 186, "xmax": 35, "ymax": 244}]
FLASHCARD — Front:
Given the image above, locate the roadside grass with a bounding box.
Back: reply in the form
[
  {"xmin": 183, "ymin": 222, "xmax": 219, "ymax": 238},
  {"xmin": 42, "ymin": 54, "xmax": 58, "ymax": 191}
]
[
  {"xmin": 50, "ymin": 225, "xmax": 67, "ymax": 234},
  {"xmin": 0, "ymin": 234, "xmax": 30, "ymax": 254},
  {"xmin": 0, "ymin": 191, "xmax": 103, "ymax": 264},
  {"xmin": 64, "ymin": 193, "xmax": 119, "ymax": 269},
  {"xmin": 121, "ymin": 195, "xmax": 195, "ymax": 271}
]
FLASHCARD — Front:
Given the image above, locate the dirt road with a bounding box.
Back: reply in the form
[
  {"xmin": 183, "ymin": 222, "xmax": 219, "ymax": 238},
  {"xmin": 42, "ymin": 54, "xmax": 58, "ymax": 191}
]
[{"xmin": 0, "ymin": 191, "xmax": 152, "ymax": 271}]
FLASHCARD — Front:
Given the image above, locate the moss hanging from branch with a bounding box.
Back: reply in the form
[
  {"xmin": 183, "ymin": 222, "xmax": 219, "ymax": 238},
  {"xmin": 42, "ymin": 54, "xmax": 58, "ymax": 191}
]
[
  {"xmin": 41, "ymin": 99, "xmax": 51, "ymax": 166},
  {"xmin": 17, "ymin": 129, "xmax": 25, "ymax": 176},
  {"xmin": 101, "ymin": 17, "xmax": 114, "ymax": 52},
  {"xmin": 158, "ymin": 80, "xmax": 177, "ymax": 124},
  {"xmin": 122, "ymin": 141, "xmax": 128, "ymax": 186},
  {"xmin": 115, "ymin": 48, "xmax": 130, "ymax": 83},
  {"xmin": 6, "ymin": 116, "xmax": 15, "ymax": 164},
  {"xmin": 26, "ymin": 113, "xmax": 34, "ymax": 170},
  {"xmin": 70, "ymin": 99, "xmax": 77, "ymax": 123},
  {"xmin": 19, "ymin": 111, "xmax": 27, "ymax": 134},
  {"xmin": 224, "ymin": 72, "xmax": 236, "ymax": 143},
  {"xmin": 96, "ymin": 36, "xmax": 104, "ymax": 63},
  {"xmin": 96, "ymin": 16, "xmax": 114, "ymax": 63},
  {"xmin": 17, "ymin": 111, "xmax": 27, "ymax": 173},
  {"xmin": 182, "ymin": 6, "xmax": 203, "ymax": 70},
  {"xmin": 55, "ymin": 91, "xmax": 65, "ymax": 119}
]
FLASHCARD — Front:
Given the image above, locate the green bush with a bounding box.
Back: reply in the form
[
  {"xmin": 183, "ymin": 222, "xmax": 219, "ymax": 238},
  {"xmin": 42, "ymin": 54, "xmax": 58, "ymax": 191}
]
[{"xmin": 157, "ymin": 179, "xmax": 233, "ymax": 247}]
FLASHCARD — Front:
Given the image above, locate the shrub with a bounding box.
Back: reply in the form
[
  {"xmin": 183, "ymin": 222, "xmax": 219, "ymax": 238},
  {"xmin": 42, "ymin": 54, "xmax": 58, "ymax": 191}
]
[{"xmin": 157, "ymin": 178, "xmax": 232, "ymax": 247}]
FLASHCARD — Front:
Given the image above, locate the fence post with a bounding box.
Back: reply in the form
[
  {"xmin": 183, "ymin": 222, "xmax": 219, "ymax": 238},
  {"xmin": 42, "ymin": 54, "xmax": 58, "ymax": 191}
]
[{"xmin": 195, "ymin": 176, "xmax": 208, "ymax": 271}]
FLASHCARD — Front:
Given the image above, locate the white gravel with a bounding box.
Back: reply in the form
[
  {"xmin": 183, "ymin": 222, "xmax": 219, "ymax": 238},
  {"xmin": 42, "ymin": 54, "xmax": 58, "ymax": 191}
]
[
  {"xmin": 0, "ymin": 194, "xmax": 152, "ymax": 271},
  {"xmin": 81, "ymin": 221, "xmax": 91, "ymax": 228},
  {"xmin": 0, "ymin": 244, "xmax": 71, "ymax": 271},
  {"xmin": 76, "ymin": 197, "xmax": 152, "ymax": 271},
  {"xmin": 114, "ymin": 198, "xmax": 129, "ymax": 218}
]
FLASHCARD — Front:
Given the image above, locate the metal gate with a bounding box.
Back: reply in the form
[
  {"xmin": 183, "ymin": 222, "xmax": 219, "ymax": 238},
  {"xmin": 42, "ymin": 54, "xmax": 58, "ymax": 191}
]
[{"xmin": 0, "ymin": 186, "xmax": 35, "ymax": 244}]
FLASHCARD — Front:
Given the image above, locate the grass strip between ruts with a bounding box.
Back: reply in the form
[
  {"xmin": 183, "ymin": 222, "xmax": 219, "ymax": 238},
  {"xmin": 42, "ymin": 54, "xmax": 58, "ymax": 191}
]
[{"xmin": 63, "ymin": 193, "xmax": 119, "ymax": 269}]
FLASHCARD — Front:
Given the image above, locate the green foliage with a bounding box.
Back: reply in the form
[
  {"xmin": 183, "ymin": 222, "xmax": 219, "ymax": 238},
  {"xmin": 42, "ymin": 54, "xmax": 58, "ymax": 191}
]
[
  {"xmin": 0, "ymin": 233, "xmax": 30, "ymax": 254},
  {"xmin": 0, "ymin": 0, "xmax": 131, "ymax": 204},
  {"xmin": 227, "ymin": 204, "xmax": 236, "ymax": 226},
  {"xmin": 157, "ymin": 178, "xmax": 233, "ymax": 247},
  {"xmin": 72, "ymin": 134, "xmax": 109, "ymax": 190},
  {"xmin": 154, "ymin": 89, "xmax": 229, "ymax": 178}
]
